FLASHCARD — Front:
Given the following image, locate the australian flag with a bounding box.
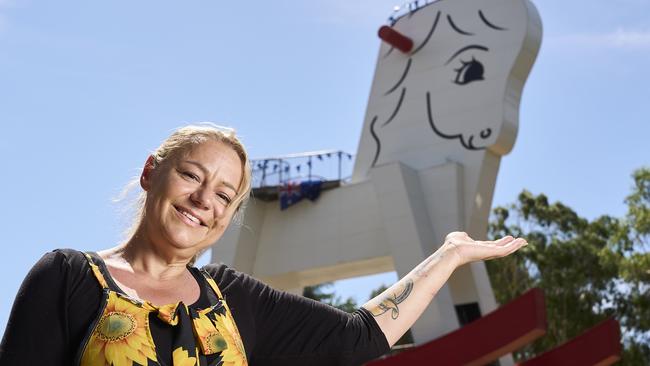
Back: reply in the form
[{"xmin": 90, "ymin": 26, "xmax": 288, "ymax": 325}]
[{"xmin": 279, "ymin": 180, "xmax": 323, "ymax": 210}]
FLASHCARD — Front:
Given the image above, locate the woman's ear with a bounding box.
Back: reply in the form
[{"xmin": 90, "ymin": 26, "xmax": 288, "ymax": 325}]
[{"xmin": 140, "ymin": 155, "xmax": 155, "ymax": 191}]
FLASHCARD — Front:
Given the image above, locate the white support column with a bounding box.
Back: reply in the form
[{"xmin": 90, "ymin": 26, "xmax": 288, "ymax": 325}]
[
  {"xmin": 370, "ymin": 162, "xmax": 459, "ymax": 343},
  {"xmin": 211, "ymin": 197, "xmax": 266, "ymax": 273}
]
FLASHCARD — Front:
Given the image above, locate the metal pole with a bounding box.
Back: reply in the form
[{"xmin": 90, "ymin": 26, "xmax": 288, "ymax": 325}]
[
  {"xmin": 261, "ymin": 160, "xmax": 267, "ymax": 186},
  {"xmin": 338, "ymin": 151, "xmax": 342, "ymax": 181}
]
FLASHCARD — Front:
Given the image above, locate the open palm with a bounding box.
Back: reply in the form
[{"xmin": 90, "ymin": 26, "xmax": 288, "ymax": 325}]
[{"xmin": 442, "ymin": 232, "xmax": 527, "ymax": 267}]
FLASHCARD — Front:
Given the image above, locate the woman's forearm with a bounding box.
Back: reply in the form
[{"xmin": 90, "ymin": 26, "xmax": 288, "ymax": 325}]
[
  {"xmin": 361, "ymin": 233, "xmax": 525, "ymax": 346},
  {"xmin": 361, "ymin": 246, "xmax": 459, "ymax": 346}
]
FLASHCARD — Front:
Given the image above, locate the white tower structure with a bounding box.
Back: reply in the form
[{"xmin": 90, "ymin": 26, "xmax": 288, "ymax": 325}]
[{"xmin": 212, "ymin": 0, "xmax": 542, "ymax": 350}]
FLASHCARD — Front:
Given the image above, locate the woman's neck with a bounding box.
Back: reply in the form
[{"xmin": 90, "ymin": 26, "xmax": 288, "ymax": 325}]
[{"xmin": 106, "ymin": 229, "xmax": 194, "ymax": 281}]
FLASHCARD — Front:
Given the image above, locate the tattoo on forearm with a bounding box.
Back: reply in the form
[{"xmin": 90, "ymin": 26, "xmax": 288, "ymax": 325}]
[{"xmin": 369, "ymin": 279, "xmax": 414, "ymax": 320}]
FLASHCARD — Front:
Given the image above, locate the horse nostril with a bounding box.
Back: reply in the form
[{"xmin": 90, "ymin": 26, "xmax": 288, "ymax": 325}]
[{"xmin": 480, "ymin": 128, "xmax": 492, "ymax": 139}]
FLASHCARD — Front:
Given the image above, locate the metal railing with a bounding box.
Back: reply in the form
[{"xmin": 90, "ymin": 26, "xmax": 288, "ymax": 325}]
[
  {"xmin": 250, "ymin": 149, "xmax": 354, "ymax": 189},
  {"xmin": 387, "ymin": 0, "xmax": 440, "ymax": 25}
]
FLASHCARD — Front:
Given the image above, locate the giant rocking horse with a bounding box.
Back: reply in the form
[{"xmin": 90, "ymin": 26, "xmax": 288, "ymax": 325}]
[{"xmin": 212, "ymin": 0, "xmax": 621, "ymax": 364}]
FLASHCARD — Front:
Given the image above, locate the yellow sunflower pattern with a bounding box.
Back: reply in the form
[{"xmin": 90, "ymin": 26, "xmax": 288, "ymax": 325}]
[
  {"xmin": 84, "ymin": 253, "xmax": 109, "ymax": 289},
  {"xmin": 157, "ymin": 302, "xmax": 182, "ymax": 326},
  {"xmin": 193, "ymin": 311, "xmax": 228, "ymax": 355},
  {"xmin": 201, "ymin": 274, "xmax": 249, "ymax": 366},
  {"xmin": 190, "ymin": 310, "xmax": 247, "ymax": 366},
  {"xmin": 172, "ymin": 347, "xmax": 198, "ymax": 366},
  {"xmin": 81, "ymin": 254, "xmax": 248, "ymax": 366},
  {"xmin": 213, "ymin": 313, "xmax": 247, "ymax": 366},
  {"xmin": 81, "ymin": 292, "xmax": 157, "ymax": 366}
]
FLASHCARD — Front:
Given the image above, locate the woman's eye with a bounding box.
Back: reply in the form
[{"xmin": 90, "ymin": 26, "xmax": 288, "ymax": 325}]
[
  {"xmin": 181, "ymin": 171, "xmax": 200, "ymax": 182},
  {"xmin": 216, "ymin": 193, "xmax": 232, "ymax": 205},
  {"xmin": 453, "ymin": 57, "xmax": 484, "ymax": 85}
]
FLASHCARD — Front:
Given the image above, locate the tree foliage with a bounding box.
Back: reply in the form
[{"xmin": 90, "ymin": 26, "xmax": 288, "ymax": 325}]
[
  {"xmin": 302, "ymin": 282, "xmax": 359, "ymax": 313},
  {"xmin": 486, "ymin": 167, "xmax": 650, "ymax": 364},
  {"xmin": 303, "ymin": 282, "xmax": 415, "ymax": 346}
]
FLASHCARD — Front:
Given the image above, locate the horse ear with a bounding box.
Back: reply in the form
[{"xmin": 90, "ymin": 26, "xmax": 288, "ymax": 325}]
[
  {"xmin": 378, "ymin": 25, "xmax": 413, "ymax": 53},
  {"xmin": 140, "ymin": 155, "xmax": 155, "ymax": 191}
]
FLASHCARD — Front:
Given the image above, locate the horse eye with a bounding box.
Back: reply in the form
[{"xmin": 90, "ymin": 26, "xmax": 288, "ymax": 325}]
[{"xmin": 453, "ymin": 58, "xmax": 484, "ymax": 85}]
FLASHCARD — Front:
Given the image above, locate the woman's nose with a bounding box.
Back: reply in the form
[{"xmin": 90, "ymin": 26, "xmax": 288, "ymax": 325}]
[
  {"xmin": 190, "ymin": 186, "xmax": 227, "ymax": 218},
  {"xmin": 190, "ymin": 186, "xmax": 211, "ymax": 210}
]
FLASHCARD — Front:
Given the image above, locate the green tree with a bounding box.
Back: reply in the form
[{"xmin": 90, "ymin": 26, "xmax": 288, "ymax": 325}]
[
  {"xmin": 302, "ymin": 282, "xmax": 359, "ymax": 313},
  {"xmin": 368, "ymin": 284, "xmax": 389, "ymax": 300},
  {"xmin": 303, "ymin": 282, "xmax": 414, "ymax": 346},
  {"xmin": 486, "ymin": 167, "xmax": 650, "ymax": 364}
]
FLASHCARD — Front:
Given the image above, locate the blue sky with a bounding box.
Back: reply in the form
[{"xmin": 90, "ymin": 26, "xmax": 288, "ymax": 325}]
[{"xmin": 1, "ymin": 0, "xmax": 649, "ymax": 334}]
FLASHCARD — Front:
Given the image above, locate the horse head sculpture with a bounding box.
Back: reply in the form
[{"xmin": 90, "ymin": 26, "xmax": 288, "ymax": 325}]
[{"xmin": 353, "ymin": 0, "xmax": 542, "ymax": 181}]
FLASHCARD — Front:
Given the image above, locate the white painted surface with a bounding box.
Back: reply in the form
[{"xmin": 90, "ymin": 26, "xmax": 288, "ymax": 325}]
[{"xmin": 212, "ymin": 0, "xmax": 541, "ymax": 354}]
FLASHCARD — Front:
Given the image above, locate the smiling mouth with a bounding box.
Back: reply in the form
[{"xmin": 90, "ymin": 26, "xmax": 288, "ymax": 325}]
[{"xmin": 173, "ymin": 205, "xmax": 206, "ymax": 227}]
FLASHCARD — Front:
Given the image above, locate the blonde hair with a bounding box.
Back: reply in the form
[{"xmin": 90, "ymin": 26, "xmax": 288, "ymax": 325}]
[{"xmin": 122, "ymin": 123, "xmax": 252, "ymax": 263}]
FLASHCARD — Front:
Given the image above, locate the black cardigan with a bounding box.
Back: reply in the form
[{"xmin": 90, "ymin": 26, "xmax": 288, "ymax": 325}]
[{"xmin": 0, "ymin": 249, "xmax": 389, "ymax": 365}]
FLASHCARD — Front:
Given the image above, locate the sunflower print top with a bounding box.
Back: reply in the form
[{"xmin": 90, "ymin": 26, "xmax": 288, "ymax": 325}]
[{"xmin": 77, "ymin": 253, "xmax": 248, "ymax": 366}]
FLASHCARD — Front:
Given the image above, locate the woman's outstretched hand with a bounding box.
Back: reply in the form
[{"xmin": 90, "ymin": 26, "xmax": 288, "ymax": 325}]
[
  {"xmin": 441, "ymin": 231, "xmax": 527, "ymax": 268},
  {"xmin": 364, "ymin": 232, "xmax": 527, "ymax": 346},
  {"xmin": 364, "ymin": 231, "xmax": 527, "ymax": 346}
]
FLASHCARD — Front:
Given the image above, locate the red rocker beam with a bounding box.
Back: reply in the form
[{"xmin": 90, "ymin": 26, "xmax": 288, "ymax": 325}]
[
  {"xmin": 367, "ymin": 288, "xmax": 547, "ymax": 366},
  {"xmin": 519, "ymin": 317, "xmax": 622, "ymax": 366}
]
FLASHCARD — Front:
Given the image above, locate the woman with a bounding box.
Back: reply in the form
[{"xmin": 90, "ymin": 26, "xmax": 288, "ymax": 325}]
[{"xmin": 0, "ymin": 124, "xmax": 527, "ymax": 365}]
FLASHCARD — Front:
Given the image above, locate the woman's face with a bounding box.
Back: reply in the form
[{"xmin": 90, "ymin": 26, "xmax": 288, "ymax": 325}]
[{"xmin": 142, "ymin": 139, "xmax": 243, "ymax": 257}]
